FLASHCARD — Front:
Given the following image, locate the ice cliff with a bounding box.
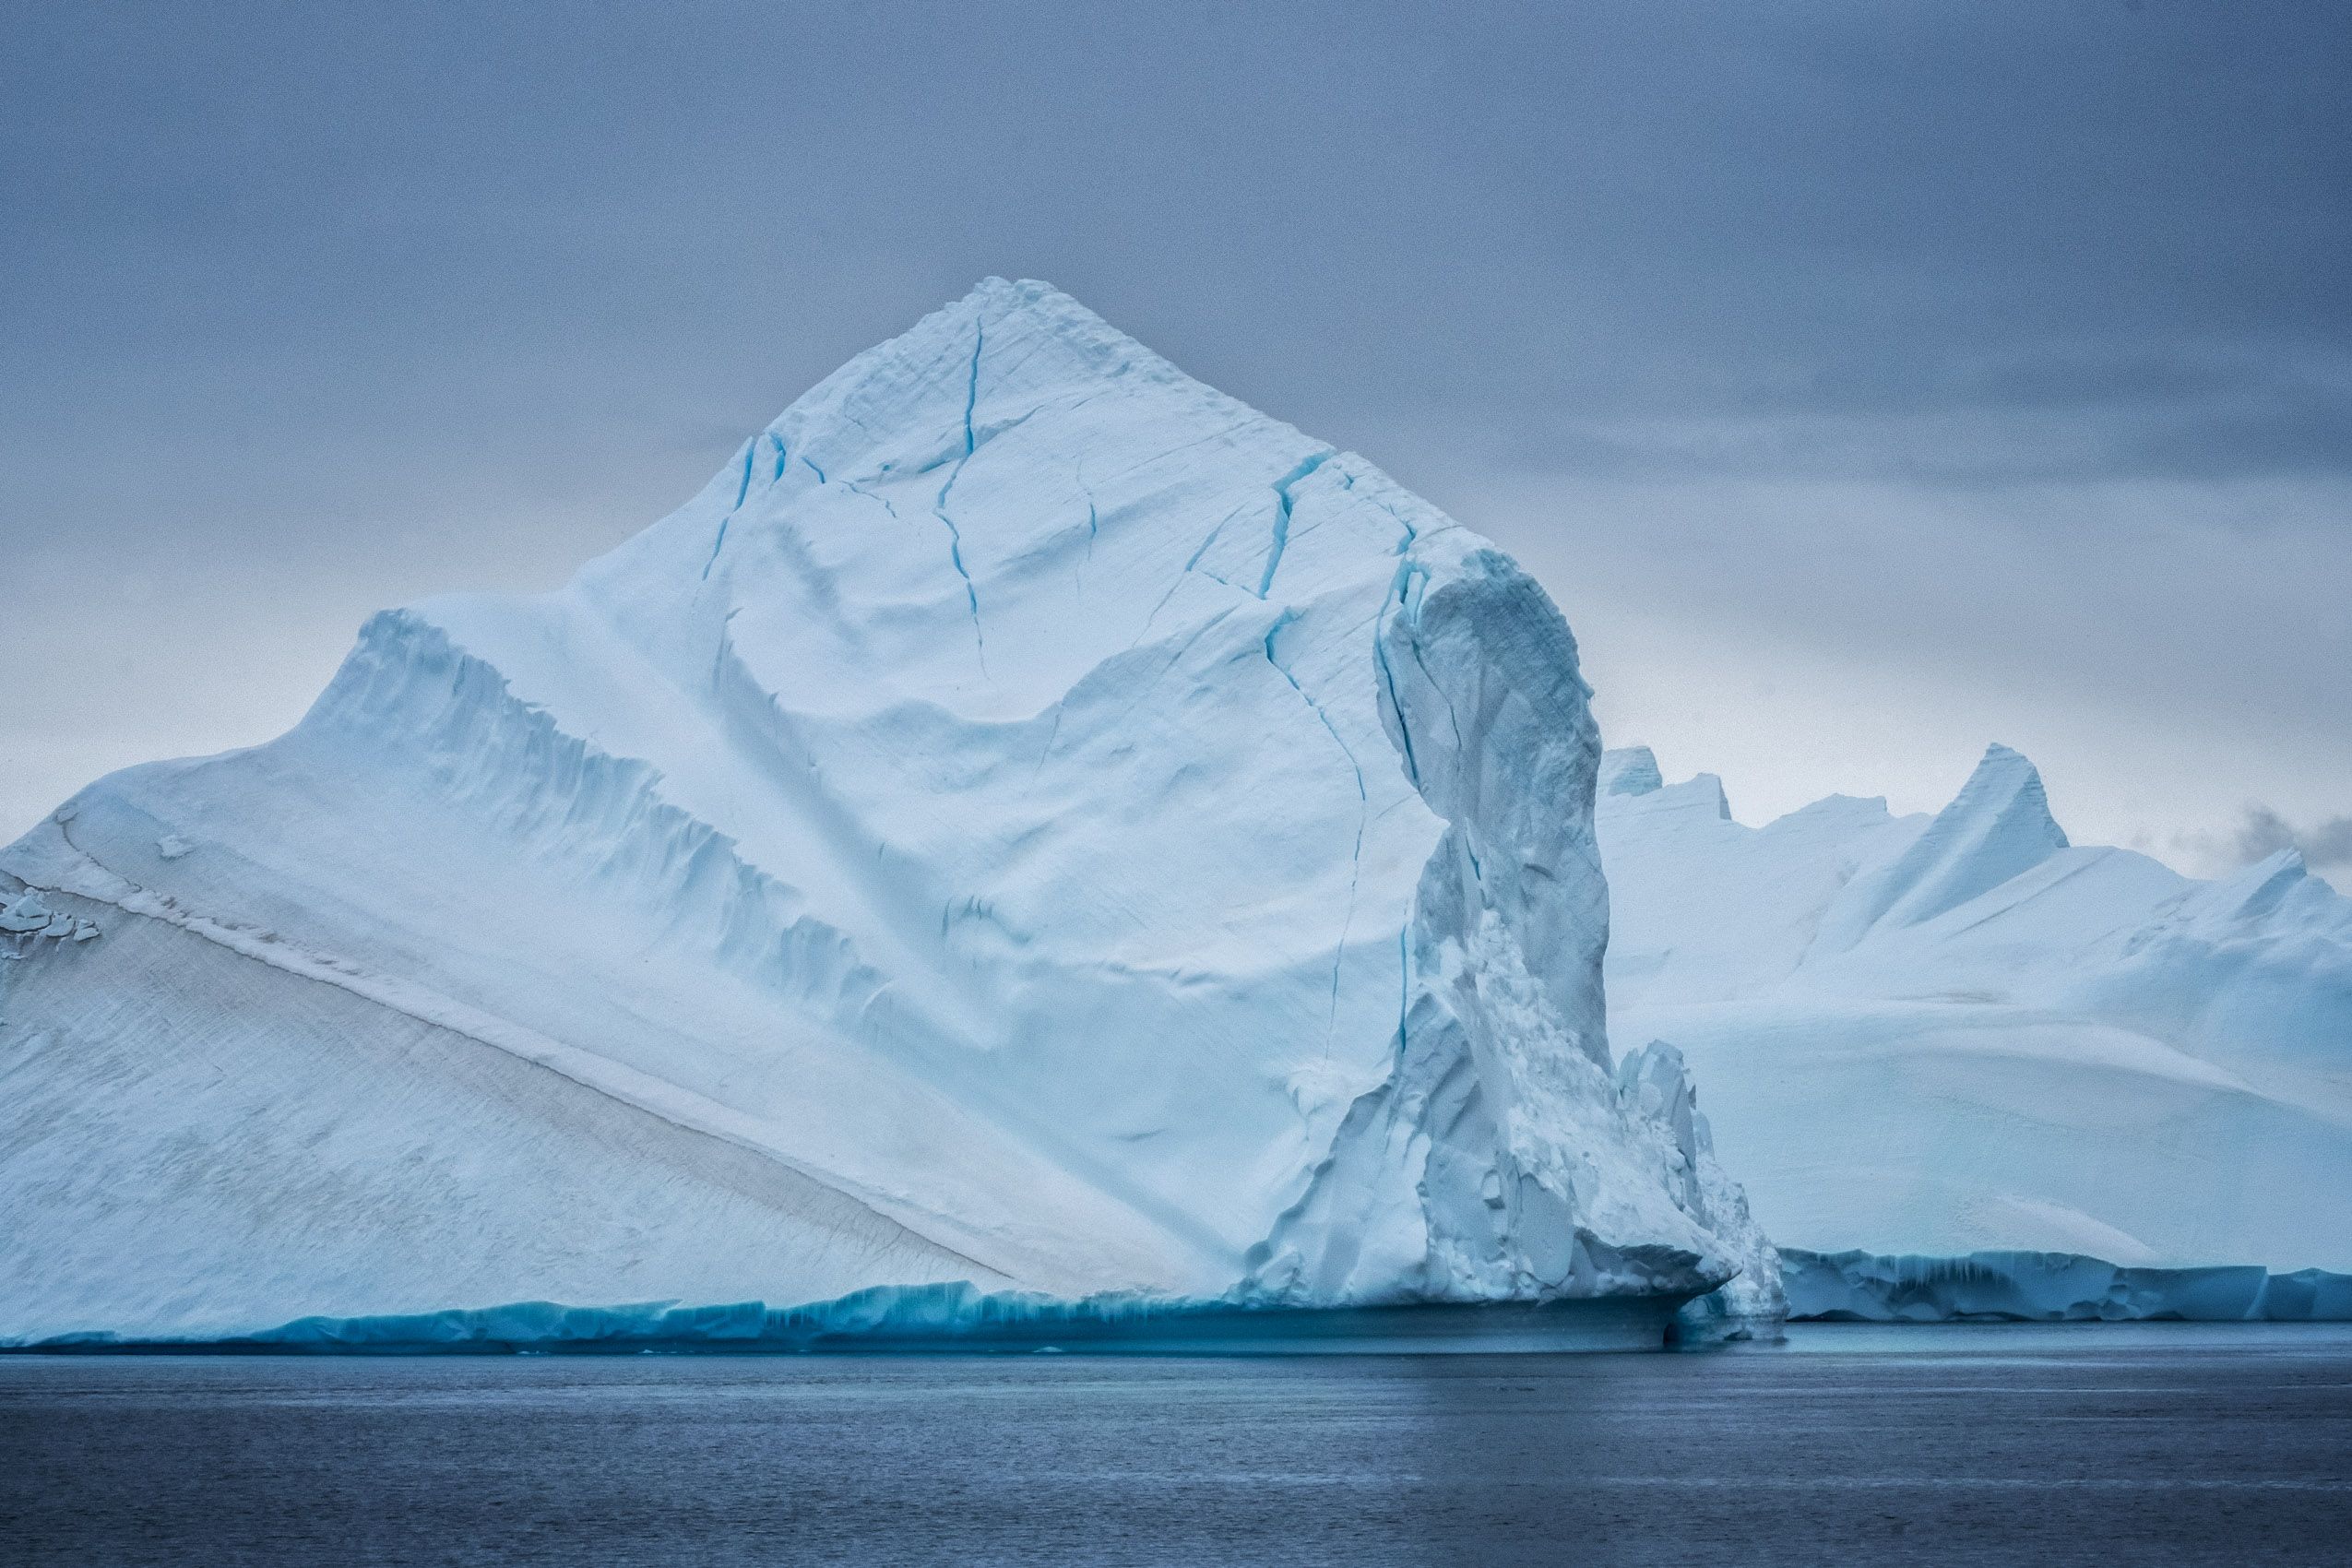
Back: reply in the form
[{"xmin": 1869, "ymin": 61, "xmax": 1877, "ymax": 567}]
[
  {"xmin": 1598, "ymin": 742, "xmax": 2352, "ymax": 1276},
  {"xmin": 1782, "ymin": 1248, "xmax": 2352, "ymax": 1323},
  {"xmin": 0, "ymin": 279, "xmax": 1774, "ymax": 1347}
]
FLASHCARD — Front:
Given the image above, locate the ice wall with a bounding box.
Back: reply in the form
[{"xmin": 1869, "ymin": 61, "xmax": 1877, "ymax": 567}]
[{"xmin": 1784, "ymin": 1248, "xmax": 2352, "ymax": 1323}]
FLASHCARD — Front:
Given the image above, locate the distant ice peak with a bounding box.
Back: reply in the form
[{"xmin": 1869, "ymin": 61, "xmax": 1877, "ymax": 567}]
[
  {"xmin": 1598, "ymin": 746, "xmax": 1663, "ymax": 797},
  {"xmin": 1810, "ymin": 742, "xmax": 2070, "ymax": 951}
]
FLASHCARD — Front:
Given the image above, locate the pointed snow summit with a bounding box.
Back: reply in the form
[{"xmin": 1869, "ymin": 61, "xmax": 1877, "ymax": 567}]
[
  {"xmin": 1811, "ymin": 742, "xmax": 2070, "ymax": 952},
  {"xmin": 0, "ymin": 279, "xmax": 1774, "ymax": 1347}
]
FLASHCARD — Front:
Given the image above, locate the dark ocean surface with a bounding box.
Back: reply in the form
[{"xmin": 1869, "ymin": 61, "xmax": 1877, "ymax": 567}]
[{"xmin": 4, "ymin": 1324, "xmax": 2347, "ymax": 1566}]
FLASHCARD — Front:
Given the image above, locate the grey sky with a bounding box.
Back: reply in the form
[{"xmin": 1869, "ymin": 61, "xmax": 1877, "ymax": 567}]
[{"xmin": 6, "ymin": 0, "xmax": 2347, "ymax": 873}]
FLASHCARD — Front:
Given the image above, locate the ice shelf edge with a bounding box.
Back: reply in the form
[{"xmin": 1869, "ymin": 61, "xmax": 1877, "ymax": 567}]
[
  {"xmin": 2, "ymin": 1281, "xmax": 1716, "ymax": 1356},
  {"xmin": 1785, "ymin": 1247, "xmax": 2352, "ymax": 1322}
]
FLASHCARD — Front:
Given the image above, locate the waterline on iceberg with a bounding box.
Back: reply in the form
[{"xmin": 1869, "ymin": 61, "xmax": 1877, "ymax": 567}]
[{"xmin": 7, "ymin": 1282, "xmax": 1712, "ymax": 1356}]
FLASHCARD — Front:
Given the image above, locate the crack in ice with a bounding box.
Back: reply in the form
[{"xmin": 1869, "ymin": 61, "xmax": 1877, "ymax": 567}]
[
  {"xmin": 701, "ymin": 441, "xmax": 764, "ymax": 582},
  {"xmin": 1264, "ymin": 609, "xmax": 1365, "ymax": 1031},
  {"xmin": 932, "ymin": 326, "xmax": 989, "ymax": 673},
  {"xmin": 1257, "ymin": 450, "xmax": 1334, "ymax": 599}
]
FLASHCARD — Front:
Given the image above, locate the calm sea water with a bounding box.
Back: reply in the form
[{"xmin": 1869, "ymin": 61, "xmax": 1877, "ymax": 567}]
[{"xmin": 3, "ymin": 1324, "xmax": 2348, "ymax": 1566}]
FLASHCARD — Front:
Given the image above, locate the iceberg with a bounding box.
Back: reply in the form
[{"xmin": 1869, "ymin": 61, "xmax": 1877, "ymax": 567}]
[
  {"xmin": 0, "ymin": 279, "xmax": 1775, "ymax": 1348},
  {"xmin": 1598, "ymin": 742, "xmax": 2352, "ymax": 1277}
]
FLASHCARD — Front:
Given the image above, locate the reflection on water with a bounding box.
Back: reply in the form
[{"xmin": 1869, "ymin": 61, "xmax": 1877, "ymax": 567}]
[{"xmin": 3, "ymin": 1324, "xmax": 2347, "ymax": 1566}]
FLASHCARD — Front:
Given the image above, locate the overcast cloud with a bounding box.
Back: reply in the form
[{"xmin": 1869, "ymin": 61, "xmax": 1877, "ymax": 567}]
[
  {"xmin": 2225, "ymin": 808, "xmax": 2352, "ymax": 872},
  {"xmin": 4, "ymin": 0, "xmax": 2346, "ymax": 873}
]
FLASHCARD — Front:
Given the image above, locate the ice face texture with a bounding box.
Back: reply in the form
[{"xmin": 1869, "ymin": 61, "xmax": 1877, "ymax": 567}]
[
  {"xmin": 1781, "ymin": 1249, "xmax": 2352, "ymax": 1323},
  {"xmin": 0, "ymin": 280, "xmax": 1769, "ymax": 1344},
  {"xmin": 1598, "ymin": 743, "xmax": 2352, "ymax": 1273}
]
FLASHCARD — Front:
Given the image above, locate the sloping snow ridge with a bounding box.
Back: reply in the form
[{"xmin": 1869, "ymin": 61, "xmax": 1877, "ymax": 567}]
[
  {"xmin": 0, "ymin": 279, "xmax": 1776, "ymax": 1348},
  {"xmin": 1598, "ymin": 742, "xmax": 2352, "ymax": 1277}
]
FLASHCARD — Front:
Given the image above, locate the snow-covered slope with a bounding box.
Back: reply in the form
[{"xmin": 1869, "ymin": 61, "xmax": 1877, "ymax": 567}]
[
  {"xmin": 0, "ymin": 279, "xmax": 1773, "ymax": 1346},
  {"xmin": 1598, "ymin": 743, "xmax": 2352, "ymax": 1271}
]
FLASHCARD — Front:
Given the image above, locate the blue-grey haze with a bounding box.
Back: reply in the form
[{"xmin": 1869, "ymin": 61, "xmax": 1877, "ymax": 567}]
[{"xmin": 5, "ymin": 1, "xmax": 2347, "ymax": 870}]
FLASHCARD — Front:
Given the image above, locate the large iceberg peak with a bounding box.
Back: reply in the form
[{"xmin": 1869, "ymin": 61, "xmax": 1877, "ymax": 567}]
[
  {"xmin": 523, "ymin": 274, "xmax": 1421, "ymax": 731},
  {"xmin": 0, "ymin": 279, "xmax": 1770, "ymax": 1344}
]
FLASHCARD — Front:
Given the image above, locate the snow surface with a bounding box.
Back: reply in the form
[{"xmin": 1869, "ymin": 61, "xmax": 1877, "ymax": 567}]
[
  {"xmin": 1598, "ymin": 742, "xmax": 2352, "ymax": 1272},
  {"xmin": 0, "ymin": 279, "xmax": 1775, "ymax": 1346}
]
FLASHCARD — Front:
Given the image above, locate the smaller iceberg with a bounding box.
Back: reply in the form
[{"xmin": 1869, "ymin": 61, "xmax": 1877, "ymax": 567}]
[{"xmin": 1597, "ymin": 741, "xmax": 2352, "ymax": 1283}]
